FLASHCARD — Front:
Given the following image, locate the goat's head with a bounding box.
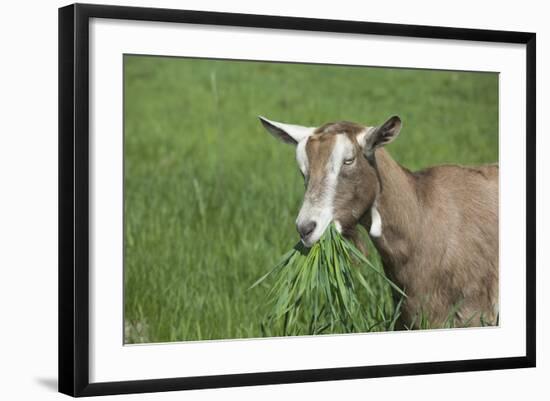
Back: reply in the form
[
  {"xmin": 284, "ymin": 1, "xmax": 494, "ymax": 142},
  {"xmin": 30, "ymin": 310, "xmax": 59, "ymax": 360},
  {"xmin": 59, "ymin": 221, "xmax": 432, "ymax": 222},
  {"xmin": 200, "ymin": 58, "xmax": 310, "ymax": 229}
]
[{"xmin": 259, "ymin": 115, "xmax": 401, "ymax": 247}]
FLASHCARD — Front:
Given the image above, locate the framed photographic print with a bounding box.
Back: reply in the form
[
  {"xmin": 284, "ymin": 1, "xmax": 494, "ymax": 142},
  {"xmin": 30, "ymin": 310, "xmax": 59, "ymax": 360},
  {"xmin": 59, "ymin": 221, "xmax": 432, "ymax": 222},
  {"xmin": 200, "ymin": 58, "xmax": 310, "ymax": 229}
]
[{"xmin": 58, "ymin": 3, "xmax": 536, "ymax": 397}]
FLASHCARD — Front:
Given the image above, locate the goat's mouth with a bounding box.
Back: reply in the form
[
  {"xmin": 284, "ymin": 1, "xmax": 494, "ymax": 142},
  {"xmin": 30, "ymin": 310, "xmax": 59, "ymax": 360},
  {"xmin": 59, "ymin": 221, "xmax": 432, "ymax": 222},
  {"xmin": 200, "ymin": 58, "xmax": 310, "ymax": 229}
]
[
  {"xmin": 298, "ymin": 218, "xmax": 334, "ymax": 248},
  {"xmin": 296, "ymin": 204, "xmax": 335, "ymax": 247},
  {"xmin": 300, "ymin": 236, "xmax": 316, "ymax": 248}
]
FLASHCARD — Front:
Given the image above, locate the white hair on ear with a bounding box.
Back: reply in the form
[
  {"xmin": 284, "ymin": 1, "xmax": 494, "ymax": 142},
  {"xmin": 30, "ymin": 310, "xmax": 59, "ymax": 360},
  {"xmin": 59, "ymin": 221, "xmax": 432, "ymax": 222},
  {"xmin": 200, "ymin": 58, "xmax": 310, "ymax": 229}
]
[
  {"xmin": 259, "ymin": 116, "xmax": 315, "ymax": 145},
  {"xmin": 356, "ymin": 126, "xmax": 376, "ymax": 149}
]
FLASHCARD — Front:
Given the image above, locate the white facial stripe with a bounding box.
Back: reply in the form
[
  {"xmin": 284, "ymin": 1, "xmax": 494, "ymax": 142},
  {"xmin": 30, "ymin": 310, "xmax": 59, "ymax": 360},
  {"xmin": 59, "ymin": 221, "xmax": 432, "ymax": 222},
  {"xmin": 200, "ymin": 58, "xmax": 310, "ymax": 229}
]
[
  {"xmin": 317, "ymin": 135, "xmax": 352, "ymax": 237},
  {"xmin": 370, "ymin": 204, "xmax": 382, "ymax": 237},
  {"xmin": 297, "ymin": 135, "xmax": 354, "ymax": 246},
  {"xmin": 327, "ymin": 134, "xmax": 349, "ymax": 174}
]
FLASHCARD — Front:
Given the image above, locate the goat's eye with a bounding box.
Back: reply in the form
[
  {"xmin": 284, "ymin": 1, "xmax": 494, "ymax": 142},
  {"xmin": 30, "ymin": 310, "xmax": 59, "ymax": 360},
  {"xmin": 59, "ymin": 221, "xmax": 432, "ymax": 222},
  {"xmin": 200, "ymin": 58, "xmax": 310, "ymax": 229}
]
[{"xmin": 343, "ymin": 157, "xmax": 355, "ymax": 166}]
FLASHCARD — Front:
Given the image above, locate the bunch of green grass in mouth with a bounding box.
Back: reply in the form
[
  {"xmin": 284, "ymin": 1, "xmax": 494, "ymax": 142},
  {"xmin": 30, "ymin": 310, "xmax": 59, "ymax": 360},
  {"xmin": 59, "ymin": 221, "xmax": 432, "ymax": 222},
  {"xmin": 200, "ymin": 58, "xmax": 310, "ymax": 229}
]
[{"xmin": 251, "ymin": 223, "xmax": 406, "ymax": 336}]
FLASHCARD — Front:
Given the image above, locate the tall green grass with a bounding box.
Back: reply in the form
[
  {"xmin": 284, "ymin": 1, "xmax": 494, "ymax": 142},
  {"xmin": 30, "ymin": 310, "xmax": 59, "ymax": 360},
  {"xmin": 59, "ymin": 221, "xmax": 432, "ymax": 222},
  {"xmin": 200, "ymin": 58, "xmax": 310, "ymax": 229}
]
[
  {"xmin": 123, "ymin": 55, "xmax": 498, "ymax": 343},
  {"xmin": 251, "ymin": 224, "xmax": 405, "ymax": 336}
]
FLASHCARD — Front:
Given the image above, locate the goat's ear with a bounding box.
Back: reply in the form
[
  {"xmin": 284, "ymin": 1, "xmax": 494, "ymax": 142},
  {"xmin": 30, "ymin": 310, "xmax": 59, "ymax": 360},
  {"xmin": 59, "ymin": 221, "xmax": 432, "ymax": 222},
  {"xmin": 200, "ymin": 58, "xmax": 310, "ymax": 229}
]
[
  {"xmin": 359, "ymin": 115, "xmax": 402, "ymax": 155},
  {"xmin": 258, "ymin": 116, "xmax": 315, "ymax": 145}
]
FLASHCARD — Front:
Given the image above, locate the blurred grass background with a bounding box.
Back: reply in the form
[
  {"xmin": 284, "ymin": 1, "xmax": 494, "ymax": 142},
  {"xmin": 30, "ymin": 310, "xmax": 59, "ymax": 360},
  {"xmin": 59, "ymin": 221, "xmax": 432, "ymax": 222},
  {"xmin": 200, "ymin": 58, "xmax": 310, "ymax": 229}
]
[{"xmin": 123, "ymin": 55, "xmax": 498, "ymax": 343}]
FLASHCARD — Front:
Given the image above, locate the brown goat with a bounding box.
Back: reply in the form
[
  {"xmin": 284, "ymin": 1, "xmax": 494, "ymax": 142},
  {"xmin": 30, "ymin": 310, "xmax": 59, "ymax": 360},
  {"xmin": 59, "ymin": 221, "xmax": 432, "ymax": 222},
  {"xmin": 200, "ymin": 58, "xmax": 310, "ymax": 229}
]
[{"xmin": 260, "ymin": 115, "xmax": 499, "ymax": 328}]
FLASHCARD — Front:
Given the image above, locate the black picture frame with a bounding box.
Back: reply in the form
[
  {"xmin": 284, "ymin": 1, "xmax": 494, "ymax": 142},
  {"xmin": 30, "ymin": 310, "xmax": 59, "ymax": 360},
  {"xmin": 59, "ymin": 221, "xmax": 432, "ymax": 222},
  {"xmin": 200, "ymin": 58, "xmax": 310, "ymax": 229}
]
[{"xmin": 58, "ymin": 3, "xmax": 536, "ymax": 397}]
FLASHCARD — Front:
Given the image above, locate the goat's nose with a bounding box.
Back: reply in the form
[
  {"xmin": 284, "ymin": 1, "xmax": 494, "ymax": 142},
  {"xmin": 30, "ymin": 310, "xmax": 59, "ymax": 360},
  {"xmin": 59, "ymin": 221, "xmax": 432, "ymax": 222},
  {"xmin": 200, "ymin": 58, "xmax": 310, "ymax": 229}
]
[{"xmin": 297, "ymin": 220, "xmax": 317, "ymax": 240}]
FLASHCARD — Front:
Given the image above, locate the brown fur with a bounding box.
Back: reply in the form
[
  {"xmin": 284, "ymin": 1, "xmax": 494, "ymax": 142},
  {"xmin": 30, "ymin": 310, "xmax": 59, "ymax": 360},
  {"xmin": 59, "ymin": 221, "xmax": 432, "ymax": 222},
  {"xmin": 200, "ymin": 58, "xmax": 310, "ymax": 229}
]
[
  {"xmin": 308, "ymin": 122, "xmax": 499, "ymax": 328},
  {"xmin": 366, "ymin": 151, "xmax": 498, "ymax": 327}
]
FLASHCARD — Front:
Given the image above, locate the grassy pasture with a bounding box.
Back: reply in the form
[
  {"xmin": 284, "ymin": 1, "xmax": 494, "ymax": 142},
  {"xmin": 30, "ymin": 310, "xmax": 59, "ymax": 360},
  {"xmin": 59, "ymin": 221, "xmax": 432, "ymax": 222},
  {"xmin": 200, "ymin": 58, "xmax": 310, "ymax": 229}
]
[{"xmin": 123, "ymin": 55, "xmax": 498, "ymax": 343}]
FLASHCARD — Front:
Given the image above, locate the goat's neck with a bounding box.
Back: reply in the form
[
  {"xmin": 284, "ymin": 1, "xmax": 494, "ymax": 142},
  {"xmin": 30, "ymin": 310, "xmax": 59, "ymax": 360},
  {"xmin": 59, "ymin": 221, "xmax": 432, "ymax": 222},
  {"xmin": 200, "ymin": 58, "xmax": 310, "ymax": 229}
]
[{"xmin": 360, "ymin": 149, "xmax": 419, "ymax": 266}]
